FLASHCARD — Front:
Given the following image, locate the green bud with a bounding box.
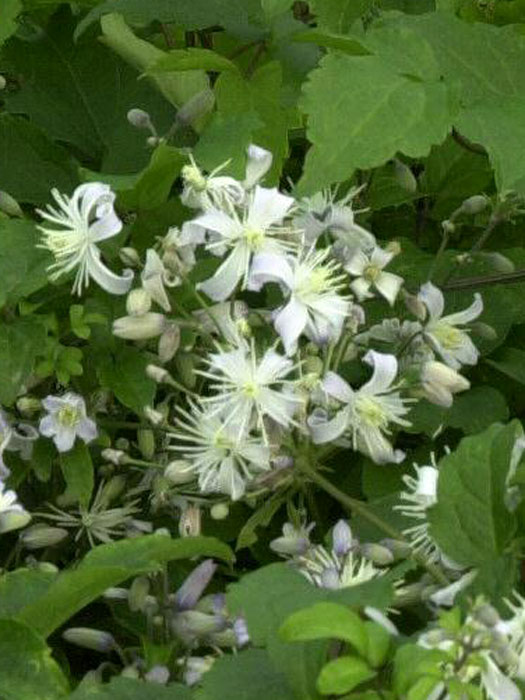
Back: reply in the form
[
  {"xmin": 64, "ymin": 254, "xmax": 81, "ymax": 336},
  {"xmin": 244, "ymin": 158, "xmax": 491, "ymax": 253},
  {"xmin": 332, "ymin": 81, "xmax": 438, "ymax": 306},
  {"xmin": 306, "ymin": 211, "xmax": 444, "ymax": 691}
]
[
  {"xmin": 360, "ymin": 543, "xmax": 395, "ymax": 566},
  {"xmin": 175, "ymin": 87, "xmax": 215, "ymax": 127},
  {"xmin": 101, "ymin": 448, "xmax": 128, "ymax": 465},
  {"xmin": 393, "ymin": 159, "xmax": 417, "ymax": 193},
  {"xmin": 128, "ymin": 576, "xmax": 150, "ymax": 612},
  {"xmin": 15, "ymin": 396, "xmax": 42, "ymax": 416},
  {"xmin": 0, "ymin": 190, "xmax": 23, "ymax": 217},
  {"xmin": 63, "ymin": 627, "xmax": 115, "ymax": 652},
  {"xmin": 138, "ymin": 429, "xmax": 155, "ymax": 460},
  {"xmin": 36, "ymin": 561, "xmax": 59, "ymax": 574},
  {"xmin": 146, "ymin": 364, "xmax": 170, "ymax": 383},
  {"xmin": 442, "ymin": 219, "xmax": 455, "ymax": 234},
  {"xmin": 126, "ymin": 288, "xmax": 152, "ymax": 316},
  {"xmin": 0, "ymin": 76, "xmax": 6, "ymax": 90},
  {"xmin": 210, "ymin": 503, "xmax": 229, "ymax": 520},
  {"xmin": 479, "ymin": 252, "xmax": 515, "ymax": 274},
  {"xmin": 127, "ymin": 108, "xmax": 154, "ymax": 130},
  {"xmin": 121, "ymin": 666, "xmax": 140, "ymax": 679},
  {"xmin": 471, "ymin": 322, "xmax": 497, "ymax": 340},
  {"xmin": 179, "ymin": 504, "xmax": 201, "ymax": 537},
  {"xmin": 165, "ymin": 460, "xmax": 195, "ymax": 485},
  {"xmin": 461, "ymin": 194, "xmax": 489, "ymax": 215},
  {"xmin": 144, "ymin": 405, "xmax": 164, "ymax": 426},
  {"xmin": 99, "ymin": 475, "xmax": 127, "ymax": 506},
  {"xmin": 20, "ymin": 525, "xmax": 68, "ymax": 549},
  {"xmin": 175, "ymin": 353, "xmax": 197, "ymax": 389},
  {"xmin": 380, "ymin": 538, "xmax": 412, "ymax": 560},
  {"xmin": 158, "ymin": 323, "xmax": 181, "ymax": 363},
  {"xmin": 119, "ymin": 247, "xmax": 141, "ymax": 268},
  {"xmin": 304, "ymin": 355, "xmax": 323, "ymax": 374}
]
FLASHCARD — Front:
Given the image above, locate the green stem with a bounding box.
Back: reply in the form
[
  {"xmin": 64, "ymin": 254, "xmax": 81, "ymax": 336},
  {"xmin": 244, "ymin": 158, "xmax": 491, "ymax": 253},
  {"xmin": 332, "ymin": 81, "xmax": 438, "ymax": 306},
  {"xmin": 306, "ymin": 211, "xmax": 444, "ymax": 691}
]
[{"xmin": 299, "ymin": 461, "xmax": 450, "ymax": 586}]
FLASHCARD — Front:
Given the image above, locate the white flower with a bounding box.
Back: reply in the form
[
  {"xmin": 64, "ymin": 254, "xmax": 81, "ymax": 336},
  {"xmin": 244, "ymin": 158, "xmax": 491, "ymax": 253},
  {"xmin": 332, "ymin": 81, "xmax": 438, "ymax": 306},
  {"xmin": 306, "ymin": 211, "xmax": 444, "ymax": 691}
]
[
  {"xmin": 171, "ymin": 403, "xmax": 271, "ymax": 500},
  {"xmin": 429, "ymin": 570, "xmax": 478, "ymax": 607},
  {"xmin": 194, "ymin": 186, "xmax": 296, "ymax": 301},
  {"xmin": 37, "ymin": 183, "xmax": 133, "ymax": 295},
  {"xmin": 162, "ymin": 226, "xmax": 197, "ymax": 281},
  {"xmin": 396, "ymin": 458, "xmax": 440, "ymax": 560},
  {"xmin": 141, "ymin": 249, "xmax": 171, "ymax": 312},
  {"xmin": 249, "ymin": 248, "xmax": 351, "ymax": 355},
  {"xmin": 0, "ymin": 480, "xmax": 31, "ymax": 534},
  {"xmin": 421, "ymin": 361, "xmax": 470, "ymax": 408},
  {"xmin": 270, "ymin": 521, "xmax": 315, "ymax": 556},
  {"xmin": 345, "ymin": 246, "xmax": 403, "ymax": 306},
  {"xmin": 242, "ymin": 144, "xmax": 273, "ymax": 190},
  {"xmin": 294, "ymin": 187, "xmax": 376, "ymax": 249},
  {"xmin": 308, "ymin": 351, "xmax": 411, "ymax": 464},
  {"xmin": 199, "ymin": 343, "xmax": 301, "ymax": 436},
  {"xmin": 418, "ymin": 282, "xmax": 483, "ymax": 370},
  {"xmin": 0, "ymin": 412, "xmax": 39, "ymax": 478},
  {"xmin": 192, "ymin": 301, "xmax": 249, "ymax": 348},
  {"xmin": 181, "ymin": 155, "xmax": 245, "ymax": 210},
  {"xmin": 39, "ymin": 393, "xmax": 97, "ymax": 452}
]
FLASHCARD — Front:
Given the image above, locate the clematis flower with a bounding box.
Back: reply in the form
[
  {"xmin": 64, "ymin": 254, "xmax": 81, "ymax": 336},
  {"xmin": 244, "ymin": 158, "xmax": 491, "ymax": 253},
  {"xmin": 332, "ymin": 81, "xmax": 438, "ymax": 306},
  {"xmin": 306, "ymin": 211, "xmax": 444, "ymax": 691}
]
[
  {"xmin": 194, "ymin": 186, "xmax": 296, "ymax": 301},
  {"xmin": 308, "ymin": 351, "xmax": 411, "ymax": 464},
  {"xmin": 0, "ymin": 480, "xmax": 31, "ymax": 534},
  {"xmin": 418, "ymin": 282, "xmax": 483, "ymax": 370},
  {"xmin": 37, "ymin": 183, "xmax": 133, "ymax": 295},
  {"xmin": 181, "ymin": 155, "xmax": 245, "ymax": 211},
  {"xmin": 345, "ymin": 246, "xmax": 404, "ymax": 306},
  {"xmin": 242, "ymin": 144, "xmax": 273, "ymax": 190},
  {"xmin": 396, "ymin": 459, "xmax": 440, "ymax": 561},
  {"xmin": 171, "ymin": 403, "xmax": 271, "ymax": 500},
  {"xmin": 0, "ymin": 411, "xmax": 39, "ymax": 478},
  {"xmin": 39, "ymin": 393, "xmax": 97, "ymax": 452},
  {"xmin": 199, "ymin": 343, "xmax": 301, "ymax": 435},
  {"xmin": 249, "ymin": 248, "xmax": 351, "ymax": 355}
]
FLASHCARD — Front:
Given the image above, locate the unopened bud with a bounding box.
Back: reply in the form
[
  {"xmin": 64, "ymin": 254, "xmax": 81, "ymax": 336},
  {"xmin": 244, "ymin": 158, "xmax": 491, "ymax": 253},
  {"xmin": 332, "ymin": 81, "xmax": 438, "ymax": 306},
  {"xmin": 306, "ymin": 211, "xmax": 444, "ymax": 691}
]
[
  {"xmin": 0, "ymin": 509, "xmax": 31, "ymax": 534},
  {"xmin": 121, "ymin": 665, "xmax": 140, "ymax": 679},
  {"xmin": 16, "ymin": 396, "xmax": 42, "ymax": 416},
  {"xmin": 113, "ymin": 313, "xmax": 166, "ymax": 340},
  {"xmin": 179, "ymin": 503, "xmax": 201, "ymax": 537},
  {"xmin": 101, "ymin": 448, "xmax": 128, "ymax": 465},
  {"xmin": 175, "ymin": 353, "xmax": 197, "ymax": 389},
  {"xmin": 385, "ymin": 240, "xmax": 401, "ymax": 256},
  {"xmin": 119, "ymin": 247, "xmax": 141, "ymax": 268},
  {"xmin": 471, "ymin": 322, "xmax": 497, "ymax": 340},
  {"xmin": 402, "ymin": 290, "xmax": 427, "ymax": 321},
  {"xmin": 128, "ymin": 576, "xmax": 151, "ymax": 612},
  {"xmin": 145, "ymin": 665, "xmax": 170, "ymax": 685},
  {"xmin": 360, "ymin": 542, "xmax": 395, "ymax": 566},
  {"xmin": 474, "ymin": 604, "xmax": 500, "ymax": 628},
  {"xmin": 393, "ymin": 159, "xmax": 417, "ymax": 193},
  {"xmin": 479, "ymin": 252, "xmax": 515, "ymax": 274},
  {"xmin": 146, "ymin": 364, "xmax": 170, "ymax": 383},
  {"xmin": 138, "ymin": 429, "xmax": 155, "ymax": 460},
  {"xmin": 460, "ymin": 195, "xmax": 489, "ymax": 215},
  {"xmin": 126, "ymin": 288, "xmax": 152, "ymax": 316},
  {"xmin": 158, "ymin": 323, "xmax": 181, "ymax": 363},
  {"xmin": 63, "ymin": 627, "xmax": 115, "ymax": 652},
  {"xmin": 0, "ymin": 76, "xmax": 6, "ymax": 90},
  {"xmin": 210, "ymin": 503, "xmax": 229, "ymax": 520},
  {"xmin": 143, "ymin": 405, "xmax": 164, "ymax": 426},
  {"xmin": 175, "ymin": 560, "xmax": 217, "ymax": 611},
  {"xmin": 176, "ymin": 88, "xmax": 215, "ymax": 127},
  {"xmin": 183, "ymin": 656, "xmax": 215, "ymax": 686},
  {"xmin": 442, "ymin": 219, "xmax": 455, "ymax": 234},
  {"xmin": 147, "ymin": 136, "xmax": 161, "ymax": 147},
  {"xmin": 20, "ymin": 524, "xmax": 68, "ymax": 549},
  {"xmin": 165, "ymin": 460, "xmax": 195, "ymax": 485},
  {"xmin": 36, "ymin": 561, "xmax": 59, "ymax": 574},
  {"xmin": 380, "ymin": 538, "xmax": 412, "ymax": 560},
  {"xmin": 103, "ymin": 587, "xmax": 129, "ymax": 601},
  {"xmin": 0, "ymin": 190, "xmax": 23, "ymax": 217},
  {"xmin": 173, "ymin": 610, "xmax": 223, "ymax": 639},
  {"xmin": 304, "ymin": 355, "xmax": 323, "ymax": 375},
  {"xmin": 99, "ymin": 475, "xmax": 127, "ymax": 506},
  {"xmin": 127, "ymin": 108, "xmax": 154, "ymax": 131}
]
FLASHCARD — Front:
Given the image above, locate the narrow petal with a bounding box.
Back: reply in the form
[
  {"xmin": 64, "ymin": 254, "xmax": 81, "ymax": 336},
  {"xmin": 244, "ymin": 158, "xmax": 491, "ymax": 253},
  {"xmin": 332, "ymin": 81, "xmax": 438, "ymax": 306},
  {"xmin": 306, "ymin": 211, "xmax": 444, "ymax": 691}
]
[
  {"xmin": 193, "ymin": 210, "xmax": 240, "ymax": 240},
  {"xmin": 418, "ymin": 282, "xmax": 444, "ymax": 321},
  {"xmin": 482, "ymin": 656, "xmax": 521, "ymax": 700},
  {"xmin": 442, "ymin": 293, "xmax": 483, "ymax": 325},
  {"xmin": 248, "ymin": 186, "xmax": 294, "ymax": 230},
  {"xmin": 89, "ymin": 208, "xmax": 123, "ymax": 242},
  {"xmin": 198, "ymin": 246, "xmax": 248, "ymax": 301},
  {"xmin": 53, "ymin": 426, "xmax": 76, "ymax": 452},
  {"xmin": 345, "ymin": 250, "xmax": 368, "ymax": 276},
  {"xmin": 350, "ymin": 277, "xmax": 373, "ymax": 301},
  {"xmin": 308, "ymin": 407, "xmax": 350, "ymax": 444},
  {"xmin": 322, "ymin": 372, "xmax": 354, "ymax": 403},
  {"xmin": 218, "ymin": 457, "xmax": 245, "ymax": 500},
  {"xmin": 243, "ymin": 144, "xmax": 273, "ymax": 189},
  {"xmin": 374, "ymin": 272, "xmax": 403, "ymax": 306},
  {"xmin": 274, "ymin": 299, "xmax": 308, "ymax": 356},
  {"xmin": 86, "ymin": 247, "xmax": 133, "ymax": 295},
  {"xmin": 249, "ymin": 253, "xmax": 294, "ymax": 290},
  {"xmin": 361, "ymin": 351, "xmax": 398, "ymax": 395}
]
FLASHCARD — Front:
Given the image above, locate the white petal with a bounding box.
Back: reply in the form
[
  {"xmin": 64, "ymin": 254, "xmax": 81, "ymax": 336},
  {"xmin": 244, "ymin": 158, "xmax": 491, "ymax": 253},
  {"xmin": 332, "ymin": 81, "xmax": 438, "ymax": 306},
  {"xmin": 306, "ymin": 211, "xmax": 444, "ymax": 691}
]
[
  {"xmin": 243, "ymin": 144, "xmax": 273, "ymax": 189},
  {"xmin": 418, "ymin": 282, "xmax": 444, "ymax": 321},
  {"xmin": 39, "ymin": 414, "xmax": 57, "ymax": 438},
  {"xmin": 322, "ymin": 372, "xmax": 354, "ymax": 403},
  {"xmin": 198, "ymin": 245, "xmax": 249, "ymax": 301},
  {"xmin": 53, "ymin": 426, "xmax": 76, "ymax": 452},
  {"xmin": 76, "ymin": 418, "xmax": 98, "ymax": 444},
  {"xmin": 363, "ymin": 607, "xmax": 399, "ymax": 636},
  {"xmin": 247, "ymin": 186, "xmax": 294, "ymax": 230},
  {"xmin": 442, "ymin": 293, "xmax": 483, "ymax": 325},
  {"xmin": 429, "ymin": 570, "xmax": 477, "ymax": 607},
  {"xmin": 193, "ymin": 210, "xmax": 239, "ymax": 240},
  {"xmin": 374, "ymin": 271, "xmax": 403, "ymax": 306},
  {"xmin": 256, "ymin": 349, "xmax": 293, "ymax": 385},
  {"xmin": 350, "ymin": 277, "xmax": 373, "ymax": 301},
  {"xmin": 274, "ymin": 299, "xmax": 308, "ymax": 356},
  {"xmin": 218, "ymin": 457, "xmax": 245, "ymax": 500},
  {"xmin": 89, "ymin": 208, "xmax": 123, "ymax": 242},
  {"xmin": 86, "ymin": 247, "xmax": 133, "ymax": 295},
  {"xmin": 249, "ymin": 253, "xmax": 294, "ymax": 290},
  {"xmin": 308, "ymin": 407, "xmax": 350, "ymax": 444},
  {"xmin": 482, "ymin": 656, "xmax": 521, "ymax": 700},
  {"xmin": 141, "ymin": 249, "xmax": 171, "ymax": 312},
  {"xmin": 361, "ymin": 351, "xmax": 398, "ymax": 395},
  {"xmin": 370, "ymin": 246, "xmax": 395, "ymax": 268},
  {"xmin": 345, "ymin": 250, "xmax": 368, "ymax": 276}
]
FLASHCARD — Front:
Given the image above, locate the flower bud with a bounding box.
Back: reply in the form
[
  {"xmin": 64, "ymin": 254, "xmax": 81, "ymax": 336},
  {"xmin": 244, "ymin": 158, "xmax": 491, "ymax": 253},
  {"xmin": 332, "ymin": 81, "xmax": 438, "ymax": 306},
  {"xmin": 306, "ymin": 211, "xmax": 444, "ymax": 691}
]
[
  {"xmin": 233, "ymin": 617, "xmax": 250, "ymax": 647},
  {"xmin": 0, "ymin": 190, "xmax": 23, "ymax": 217},
  {"xmin": 175, "ymin": 87, "xmax": 215, "ymax": 127},
  {"xmin": 147, "ymin": 136, "xmax": 161, "ymax": 147},
  {"xmin": 0, "ymin": 509, "xmax": 31, "ymax": 534},
  {"xmin": 385, "ymin": 240, "xmax": 401, "ymax": 256},
  {"xmin": 183, "ymin": 656, "xmax": 215, "ymax": 686},
  {"xmin": 146, "ymin": 364, "xmax": 170, "ymax": 383},
  {"xmin": 121, "ymin": 665, "xmax": 140, "ymax": 679},
  {"xmin": 474, "ymin": 604, "xmax": 500, "ymax": 628},
  {"xmin": 127, "ymin": 108, "xmax": 154, "ymax": 131},
  {"xmin": 103, "ymin": 587, "xmax": 129, "ymax": 601},
  {"xmin": 332, "ymin": 520, "xmax": 353, "ymax": 556},
  {"xmin": 210, "ymin": 503, "xmax": 229, "ymax": 520},
  {"xmin": 164, "ymin": 460, "xmax": 195, "ymax": 485},
  {"xmin": 0, "ymin": 76, "xmax": 6, "ymax": 90},
  {"xmin": 471, "ymin": 322, "xmax": 497, "ymax": 340},
  {"xmin": 421, "ymin": 361, "xmax": 470, "ymax": 408},
  {"xmin": 172, "ymin": 610, "xmax": 224, "ymax": 641},
  {"xmin": 460, "ymin": 194, "xmax": 489, "ymax": 215},
  {"xmin": 158, "ymin": 323, "xmax": 181, "ymax": 363},
  {"xmin": 442, "ymin": 219, "xmax": 455, "ymax": 234},
  {"xmin": 175, "ymin": 559, "xmax": 217, "ymax": 611},
  {"xmin": 99, "ymin": 475, "xmax": 127, "ymax": 507},
  {"xmin": 20, "ymin": 525, "xmax": 68, "ymax": 549},
  {"xmin": 360, "ymin": 542, "xmax": 395, "ymax": 566},
  {"xmin": 119, "ymin": 247, "xmax": 141, "ymax": 268},
  {"xmin": 62, "ymin": 627, "xmax": 115, "ymax": 652},
  {"xmin": 304, "ymin": 355, "xmax": 323, "ymax": 375},
  {"xmin": 380, "ymin": 538, "xmax": 412, "ymax": 560},
  {"xmin": 270, "ymin": 523, "xmax": 311, "ymax": 556},
  {"xmin": 175, "ymin": 353, "xmax": 197, "ymax": 389},
  {"xmin": 145, "ymin": 665, "xmax": 170, "ymax": 685},
  {"xmin": 101, "ymin": 448, "xmax": 129, "ymax": 465},
  {"xmin": 143, "ymin": 405, "xmax": 164, "ymax": 426},
  {"xmin": 36, "ymin": 561, "xmax": 59, "ymax": 574},
  {"xmin": 479, "ymin": 252, "xmax": 515, "ymax": 274},
  {"xmin": 113, "ymin": 313, "xmax": 166, "ymax": 340},
  {"xmin": 126, "ymin": 288, "xmax": 152, "ymax": 316},
  {"xmin": 128, "ymin": 576, "xmax": 151, "ymax": 612},
  {"xmin": 402, "ymin": 290, "xmax": 427, "ymax": 321},
  {"xmin": 16, "ymin": 396, "xmax": 42, "ymax": 416},
  {"xmin": 179, "ymin": 503, "xmax": 201, "ymax": 537},
  {"xmin": 138, "ymin": 429, "xmax": 155, "ymax": 460}
]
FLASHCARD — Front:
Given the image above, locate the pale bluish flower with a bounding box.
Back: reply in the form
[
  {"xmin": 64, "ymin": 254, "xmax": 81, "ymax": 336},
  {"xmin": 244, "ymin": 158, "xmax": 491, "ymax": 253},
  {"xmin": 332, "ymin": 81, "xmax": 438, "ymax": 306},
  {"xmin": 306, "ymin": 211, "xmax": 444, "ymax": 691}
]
[
  {"xmin": 249, "ymin": 248, "xmax": 351, "ymax": 355},
  {"xmin": 418, "ymin": 282, "xmax": 483, "ymax": 370},
  {"xmin": 308, "ymin": 351, "xmax": 411, "ymax": 464},
  {"xmin": 171, "ymin": 402, "xmax": 271, "ymax": 500},
  {"xmin": 345, "ymin": 246, "xmax": 403, "ymax": 306},
  {"xmin": 37, "ymin": 183, "xmax": 133, "ymax": 295},
  {"xmin": 39, "ymin": 393, "xmax": 97, "ymax": 452},
  {"xmin": 194, "ymin": 186, "xmax": 296, "ymax": 301},
  {"xmin": 0, "ymin": 479, "xmax": 31, "ymax": 534},
  {"xmin": 199, "ymin": 343, "xmax": 301, "ymax": 436}
]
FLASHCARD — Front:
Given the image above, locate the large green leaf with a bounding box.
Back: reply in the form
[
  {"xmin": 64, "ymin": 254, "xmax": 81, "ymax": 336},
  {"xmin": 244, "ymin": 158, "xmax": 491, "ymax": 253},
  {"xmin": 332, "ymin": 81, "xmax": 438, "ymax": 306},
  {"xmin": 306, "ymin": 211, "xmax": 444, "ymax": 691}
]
[
  {"xmin": 59, "ymin": 442, "xmax": 94, "ymax": 508},
  {"xmin": 4, "ymin": 8, "xmax": 175, "ymax": 172},
  {"xmin": 0, "ymin": 619, "xmax": 69, "ymax": 699},
  {"xmin": 428, "ymin": 421, "xmax": 522, "ymax": 566},
  {"xmin": 309, "ymin": 0, "xmax": 374, "ymax": 31},
  {"xmin": 0, "ymin": 219, "xmax": 51, "ymax": 307},
  {"xmin": 0, "ymin": 318, "xmax": 47, "ymax": 405},
  {"xmin": 69, "ymin": 677, "xmax": 192, "ymax": 699},
  {"xmin": 16, "ymin": 534, "xmax": 233, "ymax": 637},
  {"xmin": 97, "ymin": 345, "xmax": 156, "ymax": 414},
  {"xmin": 0, "ymin": 0, "xmax": 21, "ymax": 47}
]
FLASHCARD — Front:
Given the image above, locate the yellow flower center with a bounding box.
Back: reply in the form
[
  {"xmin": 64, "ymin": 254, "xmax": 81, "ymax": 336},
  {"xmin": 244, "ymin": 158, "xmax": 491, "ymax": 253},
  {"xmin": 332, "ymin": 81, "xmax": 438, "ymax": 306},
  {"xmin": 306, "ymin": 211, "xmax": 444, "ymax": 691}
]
[
  {"xmin": 432, "ymin": 322, "xmax": 463, "ymax": 350},
  {"xmin": 296, "ymin": 267, "xmax": 330, "ymax": 301},
  {"xmin": 244, "ymin": 227, "xmax": 265, "ymax": 251},
  {"xmin": 242, "ymin": 380, "xmax": 260, "ymax": 398},
  {"xmin": 363, "ymin": 264, "xmax": 381, "ymax": 283},
  {"xmin": 57, "ymin": 405, "xmax": 81, "ymax": 428},
  {"xmin": 182, "ymin": 164, "xmax": 207, "ymax": 192},
  {"xmin": 355, "ymin": 395, "xmax": 387, "ymax": 428}
]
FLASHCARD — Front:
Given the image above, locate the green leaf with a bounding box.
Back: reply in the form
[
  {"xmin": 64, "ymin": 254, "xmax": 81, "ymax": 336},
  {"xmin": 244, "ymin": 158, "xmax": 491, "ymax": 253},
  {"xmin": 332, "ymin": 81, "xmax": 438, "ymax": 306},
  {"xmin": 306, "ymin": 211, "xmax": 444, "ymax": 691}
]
[
  {"xmin": 486, "ymin": 347, "xmax": 525, "ymax": 385},
  {"xmin": 279, "ymin": 602, "xmax": 368, "ymax": 656},
  {"xmin": 150, "ymin": 47, "xmax": 239, "ymax": 74},
  {"xmin": 317, "ymin": 656, "xmax": 376, "ymax": 695},
  {"xmin": 446, "ymin": 386, "xmax": 509, "ymax": 435},
  {"xmin": 309, "ymin": 0, "xmax": 374, "ymax": 32},
  {"xmin": 4, "ymin": 8, "xmax": 176, "ymax": 172},
  {"xmin": 0, "ymin": 0, "xmax": 21, "ymax": 47},
  {"xmin": 299, "ymin": 52, "xmax": 454, "ymax": 192},
  {"xmin": 364, "ymin": 621, "xmax": 392, "ymax": 668},
  {"xmin": 119, "ymin": 144, "xmax": 185, "ymax": 210},
  {"xmin": 198, "ymin": 649, "xmax": 295, "ymax": 700},
  {"xmin": 69, "ymin": 677, "xmax": 192, "ymax": 699},
  {"xmin": 59, "ymin": 442, "xmax": 94, "ymax": 508},
  {"xmin": 97, "ymin": 346, "xmax": 156, "ymax": 414},
  {"xmin": 292, "ymin": 29, "xmax": 371, "ymax": 54},
  {"xmin": 16, "ymin": 534, "xmax": 233, "ymax": 637},
  {"xmin": 0, "ymin": 318, "xmax": 46, "ymax": 405},
  {"xmin": 0, "ymin": 568, "xmax": 57, "ymax": 619},
  {"xmin": 261, "ymin": 0, "xmax": 294, "ymax": 20},
  {"xmin": 0, "ymin": 114, "xmax": 78, "ymax": 204},
  {"xmin": 428, "ymin": 421, "xmax": 521, "ymax": 566},
  {"xmin": 236, "ymin": 492, "xmax": 286, "ymax": 550},
  {"xmin": 0, "ymin": 219, "xmax": 51, "ymax": 307},
  {"xmin": 0, "ymin": 619, "xmax": 69, "ymax": 699}
]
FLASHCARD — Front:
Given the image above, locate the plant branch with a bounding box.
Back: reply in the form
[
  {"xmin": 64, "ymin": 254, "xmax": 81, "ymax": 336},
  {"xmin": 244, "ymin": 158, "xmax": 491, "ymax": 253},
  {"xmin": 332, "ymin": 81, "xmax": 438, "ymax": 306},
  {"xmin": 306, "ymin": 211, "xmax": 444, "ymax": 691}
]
[{"xmin": 443, "ymin": 268, "xmax": 525, "ymax": 290}]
